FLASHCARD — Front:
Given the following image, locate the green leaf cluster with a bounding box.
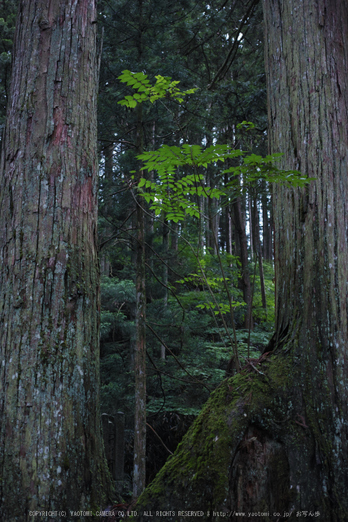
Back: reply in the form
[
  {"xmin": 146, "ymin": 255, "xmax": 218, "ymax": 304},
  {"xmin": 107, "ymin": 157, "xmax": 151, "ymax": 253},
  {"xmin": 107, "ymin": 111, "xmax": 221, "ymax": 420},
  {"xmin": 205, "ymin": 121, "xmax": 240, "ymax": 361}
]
[
  {"xmin": 118, "ymin": 70, "xmax": 197, "ymax": 108},
  {"xmin": 196, "ymin": 301, "xmax": 245, "ymax": 315},
  {"xmin": 137, "ymin": 144, "xmax": 243, "ymax": 221},
  {"xmin": 223, "ymin": 153, "xmax": 315, "ymax": 190},
  {"xmin": 136, "ymin": 145, "xmax": 313, "ymax": 223}
]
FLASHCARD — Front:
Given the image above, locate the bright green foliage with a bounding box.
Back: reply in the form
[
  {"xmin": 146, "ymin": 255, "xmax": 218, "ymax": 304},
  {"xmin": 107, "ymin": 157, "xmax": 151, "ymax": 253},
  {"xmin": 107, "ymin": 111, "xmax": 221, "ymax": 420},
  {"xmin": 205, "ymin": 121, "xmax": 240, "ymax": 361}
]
[
  {"xmin": 136, "ymin": 146, "xmax": 312, "ymax": 222},
  {"xmin": 196, "ymin": 301, "xmax": 244, "ymax": 315},
  {"xmin": 176, "ymin": 252, "xmax": 245, "ymax": 316},
  {"xmin": 137, "ymin": 144, "xmax": 241, "ymax": 220},
  {"xmin": 138, "ymin": 143, "xmax": 243, "ymax": 171},
  {"xmin": 118, "ymin": 69, "xmax": 313, "ymax": 224},
  {"xmin": 118, "ymin": 70, "xmax": 197, "ymax": 107},
  {"xmin": 223, "ymin": 153, "xmax": 315, "ymax": 190}
]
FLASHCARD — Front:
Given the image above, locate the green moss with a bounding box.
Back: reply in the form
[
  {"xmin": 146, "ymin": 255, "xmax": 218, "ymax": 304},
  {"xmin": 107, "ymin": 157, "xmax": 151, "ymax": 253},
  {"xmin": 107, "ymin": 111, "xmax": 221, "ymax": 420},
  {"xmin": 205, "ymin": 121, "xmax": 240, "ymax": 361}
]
[
  {"xmin": 136, "ymin": 375, "xmax": 259, "ymax": 513},
  {"xmin": 135, "ymin": 336, "xmax": 348, "ymax": 521}
]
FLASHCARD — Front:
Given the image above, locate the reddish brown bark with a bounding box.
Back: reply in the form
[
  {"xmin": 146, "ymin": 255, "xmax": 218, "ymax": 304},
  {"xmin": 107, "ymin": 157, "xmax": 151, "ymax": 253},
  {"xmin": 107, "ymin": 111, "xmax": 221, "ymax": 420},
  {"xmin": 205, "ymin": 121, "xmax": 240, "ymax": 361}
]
[{"xmin": 0, "ymin": 0, "xmax": 112, "ymax": 516}]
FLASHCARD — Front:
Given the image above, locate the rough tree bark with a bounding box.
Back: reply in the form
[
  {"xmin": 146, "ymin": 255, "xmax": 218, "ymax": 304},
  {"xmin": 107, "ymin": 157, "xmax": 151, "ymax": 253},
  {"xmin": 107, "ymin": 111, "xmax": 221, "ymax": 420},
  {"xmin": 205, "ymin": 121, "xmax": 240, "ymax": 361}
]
[
  {"xmin": 0, "ymin": 0, "xmax": 112, "ymax": 517},
  {"xmin": 264, "ymin": 0, "xmax": 348, "ymax": 514},
  {"xmin": 133, "ymin": 1, "xmax": 348, "ymax": 520}
]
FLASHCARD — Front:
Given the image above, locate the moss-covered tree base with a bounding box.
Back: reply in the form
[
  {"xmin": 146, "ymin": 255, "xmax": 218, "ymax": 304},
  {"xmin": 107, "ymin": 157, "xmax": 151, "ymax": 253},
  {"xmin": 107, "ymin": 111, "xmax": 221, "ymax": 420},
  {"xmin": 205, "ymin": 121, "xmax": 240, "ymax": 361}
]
[{"xmin": 133, "ymin": 343, "xmax": 346, "ymax": 521}]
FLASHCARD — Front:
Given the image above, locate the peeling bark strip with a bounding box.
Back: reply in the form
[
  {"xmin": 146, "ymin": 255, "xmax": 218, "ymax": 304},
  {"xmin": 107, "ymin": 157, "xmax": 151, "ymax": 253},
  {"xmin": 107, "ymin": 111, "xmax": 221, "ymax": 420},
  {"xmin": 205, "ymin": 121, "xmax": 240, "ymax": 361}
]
[
  {"xmin": 133, "ymin": 1, "xmax": 348, "ymax": 520},
  {"xmin": 0, "ymin": 0, "xmax": 111, "ymax": 517}
]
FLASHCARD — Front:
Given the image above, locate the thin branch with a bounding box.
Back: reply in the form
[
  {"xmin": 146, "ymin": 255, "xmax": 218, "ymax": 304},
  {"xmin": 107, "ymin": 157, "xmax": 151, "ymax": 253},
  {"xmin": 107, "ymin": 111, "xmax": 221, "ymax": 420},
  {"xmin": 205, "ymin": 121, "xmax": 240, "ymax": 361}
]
[
  {"xmin": 146, "ymin": 423, "xmax": 173, "ymax": 455},
  {"xmin": 144, "ymin": 237, "xmax": 184, "ymax": 280},
  {"xmin": 146, "ymin": 350, "xmax": 166, "ymax": 415},
  {"xmin": 208, "ymin": 0, "xmax": 259, "ymax": 90},
  {"xmin": 146, "ymin": 322, "xmax": 211, "ymax": 392},
  {"xmin": 99, "ymin": 210, "xmax": 136, "ymax": 249},
  {"xmin": 148, "ymin": 366, "xmax": 206, "ymax": 386},
  {"xmin": 145, "ymin": 262, "xmax": 186, "ymax": 323},
  {"xmin": 192, "ymin": 160, "xmax": 240, "ymax": 370}
]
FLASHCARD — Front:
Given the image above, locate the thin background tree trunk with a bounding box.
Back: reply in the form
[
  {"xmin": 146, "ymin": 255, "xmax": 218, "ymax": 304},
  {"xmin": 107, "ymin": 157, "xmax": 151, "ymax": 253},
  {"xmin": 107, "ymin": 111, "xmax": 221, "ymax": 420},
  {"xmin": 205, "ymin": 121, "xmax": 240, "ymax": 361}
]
[
  {"xmin": 0, "ymin": 0, "xmax": 112, "ymax": 516},
  {"xmin": 161, "ymin": 220, "xmax": 169, "ymax": 360},
  {"xmin": 252, "ymin": 197, "xmax": 267, "ymax": 311},
  {"xmin": 261, "ymin": 181, "xmax": 272, "ymax": 261},
  {"xmin": 233, "ymin": 196, "xmax": 253, "ymax": 330},
  {"xmin": 133, "ymin": 88, "xmax": 147, "ymax": 501}
]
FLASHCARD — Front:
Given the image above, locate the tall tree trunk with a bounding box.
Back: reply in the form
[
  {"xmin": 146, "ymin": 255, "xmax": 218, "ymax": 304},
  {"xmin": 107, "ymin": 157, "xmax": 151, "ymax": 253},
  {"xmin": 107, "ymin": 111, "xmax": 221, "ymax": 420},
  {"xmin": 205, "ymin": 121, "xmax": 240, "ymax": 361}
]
[
  {"xmin": 132, "ymin": 0, "xmax": 147, "ymax": 498},
  {"xmin": 145, "ymin": 121, "xmax": 156, "ymax": 304},
  {"xmin": 198, "ymin": 193, "xmax": 205, "ymax": 255},
  {"xmin": 161, "ymin": 220, "xmax": 169, "ymax": 360},
  {"xmin": 0, "ymin": 0, "xmax": 112, "ymax": 516},
  {"xmin": 221, "ymin": 197, "xmax": 230, "ymax": 255},
  {"xmin": 252, "ymin": 197, "xmax": 267, "ymax": 311},
  {"xmin": 133, "ymin": 1, "xmax": 348, "ymax": 519},
  {"xmin": 262, "ymin": 181, "xmax": 272, "ymax": 261},
  {"xmin": 263, "ymin": 0, "xmax": 348, "ymax": 512},
  {"xmin": 227, "ymin": 206, "xmax": 233, "ymax": 256},
  {"xmin": 133, "ymin": 100, "xmax": 147, "ymax": 498},
  {"xmin": 100, "ymin": 141, "xmax": 114, "ymax": 276},
  {"xmin": 233, "ymin": 197, "xmax": 253, "ymax": 330},
  {"xmin": 248, "ymin": 194, "xmax": 254, "ymax": 260},
  {"xmin": 170, "ymin": 221, "xmax": 178, "ymax": 251},
  {"xmin": 206, "ymin": 169, "xmax": 219, "ymax": 255}
]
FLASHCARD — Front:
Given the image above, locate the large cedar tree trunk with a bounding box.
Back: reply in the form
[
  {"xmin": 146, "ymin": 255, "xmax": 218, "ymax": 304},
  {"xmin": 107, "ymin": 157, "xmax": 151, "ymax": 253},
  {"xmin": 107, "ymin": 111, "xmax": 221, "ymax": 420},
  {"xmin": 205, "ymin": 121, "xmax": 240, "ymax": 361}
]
[
  {"xmin": 133, "ymin": 1, "xmax": 348, "ymax": 520},
  {"xmin": 0, "ymin": 1, "xmax": 112, "ymax": 517}
]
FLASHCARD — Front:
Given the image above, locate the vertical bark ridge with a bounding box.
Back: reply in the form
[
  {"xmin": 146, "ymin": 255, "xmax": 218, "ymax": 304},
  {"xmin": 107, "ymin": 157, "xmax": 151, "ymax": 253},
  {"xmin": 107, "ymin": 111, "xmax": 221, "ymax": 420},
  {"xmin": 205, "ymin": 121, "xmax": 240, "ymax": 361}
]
[{"xmin": 0, "ymin": 0, "xmax": 111, "ymax": 516}]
